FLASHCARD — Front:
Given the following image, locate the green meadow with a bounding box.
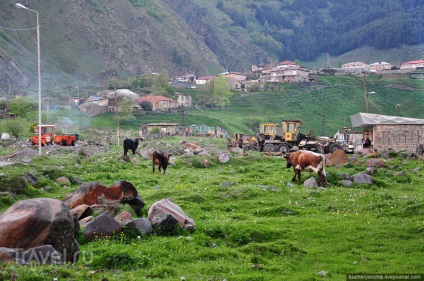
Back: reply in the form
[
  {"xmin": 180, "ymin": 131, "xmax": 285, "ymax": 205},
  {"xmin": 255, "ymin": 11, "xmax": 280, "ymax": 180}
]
[{"xmin": 0, "ymin": 136, "xmax": 423, "ymax": 281}]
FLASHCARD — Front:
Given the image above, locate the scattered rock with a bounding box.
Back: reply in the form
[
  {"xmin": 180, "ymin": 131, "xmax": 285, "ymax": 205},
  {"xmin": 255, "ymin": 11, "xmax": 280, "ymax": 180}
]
[
  {"xmin": 339, "ymin": 180, "xmax": 353, "ymax": 187},
  {"xmin": 365, "ymin": 158, "xmax": 386, "ymax": 168},
  {"xmin": 83, "ymin": 213, "xmax": 122, "ymax": 240},
  {"xmin": 304, "ymin": 177, "xmax": 318, "ymax": 188},
  {"xmin": 114, "ymin": 211, "xmax": 133, "ymax": 225},
  {"xmin": 70, "ymin": 204, "xmax": 93, "ymax": 221},
  {"xmin": 219, "ymin": 152, "xmax": 230, "ymax": 163},
  {"xmin": 25, "ymin": 172, "xmax": 38, "ymax": 185},
  {"xmin": 56, "ymin": 176, "xmax": 71, "ymax": 186},
  {"xmin": 125, "ymin": 218, "xmax": 153, "ymax": 235},
  {"xmin": 326, "ymin": 150, "xmax": 348, "ymax": 166},
  {"xmin": 352, "ymin": 173, "xmax": 373, "ymax": 184},
  {"xmin": 148, "ymin": 198, "xmax": 196, "ymax": 232}
]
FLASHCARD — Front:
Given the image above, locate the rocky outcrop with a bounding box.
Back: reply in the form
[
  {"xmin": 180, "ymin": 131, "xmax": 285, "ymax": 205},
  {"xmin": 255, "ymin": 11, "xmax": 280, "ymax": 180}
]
[{"xmin": 0, "ymin": 198, "xmax": 80, "ymax": 263}]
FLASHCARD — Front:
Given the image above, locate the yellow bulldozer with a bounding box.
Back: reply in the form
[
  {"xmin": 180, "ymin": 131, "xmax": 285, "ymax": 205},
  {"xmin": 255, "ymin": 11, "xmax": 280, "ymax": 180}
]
[{"xmin": 229, "ymin": 119, "xmax": 343, "ymax": 154}]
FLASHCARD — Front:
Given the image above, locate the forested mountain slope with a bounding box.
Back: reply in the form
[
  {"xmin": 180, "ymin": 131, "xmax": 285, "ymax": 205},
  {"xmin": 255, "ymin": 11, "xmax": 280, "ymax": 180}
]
[{"xmin": 0, "ymin": 0, "xmax": 423, "ymax": 91}]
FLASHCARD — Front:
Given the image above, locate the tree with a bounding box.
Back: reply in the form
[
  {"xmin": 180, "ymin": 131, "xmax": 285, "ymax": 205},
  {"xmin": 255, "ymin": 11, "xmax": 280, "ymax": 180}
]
[
  {"xmin": 1, "ymin": 118, "xmax": 28, "ymax": 139},
  {"xmin": 212, "ymin": 76, "xmax": 233, "ymax": 109},
  {"xmin": 7, "ymin": 97, "xmax": 37, "ymax": 118},
  {"xmin": 139, "ymin": 101, "xmax": 153, "ymax": 111},
  {"xmin": 118, "ymin": 97, "xmax": 136, "ymax": 125}
]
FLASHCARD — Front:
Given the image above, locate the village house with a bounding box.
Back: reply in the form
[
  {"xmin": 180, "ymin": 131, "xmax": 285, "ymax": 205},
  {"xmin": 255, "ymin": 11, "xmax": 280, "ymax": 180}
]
[
  {"xmin": 400, "ymin": 60, "xmax": 424, "ymax": 70},
  {"xmin": 137, "ymin": 95, "xmax": 179, "ymax": 111},
  {"xmin": 195, "ymin": 76, "xmax": 214, "ymax": 85},
  {"xmin": 259, "ymin": 60, "xmax": 310, "ymax": 83},
  {"xmin": 78, "ymin": 96, "xmax": 108, "ymax": 116},
  {"xmin": 342, "ymin": 62, "xmax": 371, "ymax": 72},
  {"xmin": 175, "ymin": 93, "xmax": 192, "ymax": 107},
  {"xmin": 350, "ymin": 112, "xmax": 424, "ymax": 154},
  {"xmin": 369, "ymin": 62, "xmax": 392, "ymax": 71}
]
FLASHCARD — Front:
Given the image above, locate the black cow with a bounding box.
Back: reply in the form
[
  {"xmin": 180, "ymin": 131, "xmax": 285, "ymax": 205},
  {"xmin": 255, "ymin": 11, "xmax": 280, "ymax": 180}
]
[
  {"xmin": 152, "ymin": 150, "xmax": 171, "ymax": 174},
  {"xmin": 123, "ymin": 138, "xmax": 139, "ymax": 156}
]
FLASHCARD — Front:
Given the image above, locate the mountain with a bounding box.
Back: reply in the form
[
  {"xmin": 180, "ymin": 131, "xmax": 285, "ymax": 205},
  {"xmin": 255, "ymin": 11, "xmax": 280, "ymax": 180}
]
[{"xmin": 0, "ymin": 0, "xmax": 423, "ymax": 92}]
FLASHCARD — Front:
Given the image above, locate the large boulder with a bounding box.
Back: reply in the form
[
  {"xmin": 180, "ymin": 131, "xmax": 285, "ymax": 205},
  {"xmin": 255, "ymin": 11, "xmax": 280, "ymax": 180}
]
[
  {"xmin": 83, "ymin": 213, "xmax": 122, "ymax": 240},
  {"xmin": 148, "ymin": 198, "xmax": 196, "ymax": 232},
  {"xmin": 326, "ymin": 150, "xmax": 348, "ymax": 166},
  {"xmin": 0, "ymin": 198, "xmax": 79, "ymax": 263},
  {"xmin": 65, "ymin": 180, "xmax": 145, "ymax": 215},
  {"xmin": 125, "ymin": 218, "xmax": 153, "ymax": 235}
]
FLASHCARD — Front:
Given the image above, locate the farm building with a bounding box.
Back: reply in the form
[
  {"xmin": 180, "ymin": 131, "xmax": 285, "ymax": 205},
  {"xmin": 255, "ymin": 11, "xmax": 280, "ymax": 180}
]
[
  {"xmin": 139, "ymin": 122, "xmax": 180, "ymax": 137},
  {"xmin": 350, "ymin": 112, "xmax": 424, "ymax": 153}
]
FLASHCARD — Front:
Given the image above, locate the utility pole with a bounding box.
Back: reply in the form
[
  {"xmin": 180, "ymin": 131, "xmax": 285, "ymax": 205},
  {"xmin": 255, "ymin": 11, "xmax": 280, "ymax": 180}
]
[
  {"xmin": 114, "ymin": 80, "xmax": 120, "ymax": 147},
  {"xmin": 363, "ymin": 75, "xmax": 369, "ymax": 113}
]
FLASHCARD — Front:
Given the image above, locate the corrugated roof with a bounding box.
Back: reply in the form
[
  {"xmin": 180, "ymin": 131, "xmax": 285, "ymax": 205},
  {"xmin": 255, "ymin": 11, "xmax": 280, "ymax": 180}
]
[{"xmin": 351, "ymin": 112, "xmax": 424, "ymax": 128}]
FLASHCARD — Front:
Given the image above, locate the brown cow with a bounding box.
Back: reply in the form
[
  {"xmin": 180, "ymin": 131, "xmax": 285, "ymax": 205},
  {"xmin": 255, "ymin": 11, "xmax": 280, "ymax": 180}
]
[
  {"xmin": 283, "ymin": 150, "xmax": 328, "ymax": 186},
  {"xmin": 152, "ymin": 150, "xmax": 171, "ymax": 174}
]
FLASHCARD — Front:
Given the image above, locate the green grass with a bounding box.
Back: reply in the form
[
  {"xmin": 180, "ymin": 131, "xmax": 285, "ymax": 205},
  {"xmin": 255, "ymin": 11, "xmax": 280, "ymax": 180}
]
[{"xmin": 0, "ymin": 136, "xmax": 423, "ymax": 280}]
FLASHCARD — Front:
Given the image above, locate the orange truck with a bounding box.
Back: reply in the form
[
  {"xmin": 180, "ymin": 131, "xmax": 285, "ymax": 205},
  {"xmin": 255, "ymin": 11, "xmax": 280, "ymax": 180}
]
[{"xmin": 30, "ymin": 125, "xmax": 78, "ymax": 146}]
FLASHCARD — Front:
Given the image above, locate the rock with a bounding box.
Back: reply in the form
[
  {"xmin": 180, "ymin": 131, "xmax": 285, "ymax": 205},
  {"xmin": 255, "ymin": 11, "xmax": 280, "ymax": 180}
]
[
  {"xmin": 1, "ymin": 133, "xmax": 10, "ymax": 140},
  {"xmin": 148, "ymin": 198, "xmax": 196, "ymax": 232},
  {"xmin": 65, "ymin": 180, "xmax": 145, "ymax": 215},
  {"xmin": 78, "ymin": 216, "xmax": 93, "ymax": 228},
  {"xmin": 304, "ymin": 177, "xmax": 318, "ymax": 188},
  {"xmin": 83, "ymin": 213, "xmax": 122, "ymax": 240},
  {"xmin": 219, "ymin": 152, "xmax": 230, "ymax": 163},
  {"xmin": 114, "ymin": 211, "xmax": 133, "ymax": 225},
  {"xmin": 339, "ymin": 173, "xmax": 352, "ymax": 181},
  {"xmin": 221, "ymin": 181, "xmax": 234, "ymax": 187},
  {"xmin": 317, "ymin": 271, "xmax": 327, "ymax": 277},
  {"xmin": 0, "ymin": 198, "xmax": 80, "ymax": 263},
  {"xmin": 125, "ymin": 218, "xmax": 153, "ymax": 235},
  {"xmin": 0, "ymin": 245, "xmax": 62, "ymax": 265},
  {"xmin": 56, "ymin": 176, "xmax": 71, "ymax": 186},
  {"xmin": 365, "ymin": 167, "xmax": 378, "ymax": 175},
  {"xmin": 118, "ymin": 155, "xmax": 131, "ymax": 163},
  {"xmin": 326, "ymin": 150, "xmax": 348, "ymax": 166},
  {"xmin": 286, "ymin": 182, "xmax": 295, "ymax": 188},
  {"xmin": 70, "ymin": 204, "xmax": 93, "ymax": 221},
  {"xmin": 229, "ymin": 147, "xmax": 243, "ymax": 155},
  {"xmin": 339, "ymin": 180, "xmax": 353, "ymax": 187},
  {"xmin": 25, "ymin": 172, "xmax": 38, "ymax": 185},
  {"xmin": 365, "ymin": 158, "xmax": 386, "ymax": 168},
  {"xmin": 352, "ymin": 173, "xmax": 373, "ymax": 184}
]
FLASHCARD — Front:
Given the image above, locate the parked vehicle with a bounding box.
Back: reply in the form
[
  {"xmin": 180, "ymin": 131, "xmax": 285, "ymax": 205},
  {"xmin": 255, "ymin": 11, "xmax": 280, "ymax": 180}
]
[
  {"xmin": 229, "ymin": 119, "xmax": 343, "ymax": 154},
  {"xmin": 30, "ymin": 125, "xmax": 78, "ymax": 146}
]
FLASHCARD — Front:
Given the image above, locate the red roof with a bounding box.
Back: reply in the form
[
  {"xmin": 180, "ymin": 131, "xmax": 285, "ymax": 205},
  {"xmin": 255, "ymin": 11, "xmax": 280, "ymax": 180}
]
[
  {"xmin": 279, "ymin": 60, "xmax": 297, "ymax": 65},
  {"xmin": 403, "ymin": 60, "xmax": 424, "ymax": 65},
  {"xmin": 137, "ymin": 96, "xmax": 176, "ymax": 103}
]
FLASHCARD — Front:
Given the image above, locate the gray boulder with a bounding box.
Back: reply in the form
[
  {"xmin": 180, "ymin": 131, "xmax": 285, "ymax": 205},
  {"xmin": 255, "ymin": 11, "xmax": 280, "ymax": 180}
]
[
  {"xmin": 83, "ymin": 213, "xmax": 122, "ymax": 240},
  {"xmin": 125, "ymin": 218, "xmax": 153, "ymax": 235},
  {"xmin": 353, "ymin": 173, "xmax": 373, "ymax": 184}
]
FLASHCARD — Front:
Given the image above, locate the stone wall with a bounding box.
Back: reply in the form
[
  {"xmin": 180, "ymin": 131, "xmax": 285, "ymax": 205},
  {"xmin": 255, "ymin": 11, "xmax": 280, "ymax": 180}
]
[{"xmin": 373, "ymin": 124, "xmax": 424, "ymax": 152}]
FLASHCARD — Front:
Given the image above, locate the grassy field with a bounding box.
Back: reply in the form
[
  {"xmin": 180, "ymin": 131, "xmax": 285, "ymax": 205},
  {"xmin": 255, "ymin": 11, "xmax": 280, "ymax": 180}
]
[{"xmin": 0, "ymin": 136, "xmax": 423, "ymax": 280}]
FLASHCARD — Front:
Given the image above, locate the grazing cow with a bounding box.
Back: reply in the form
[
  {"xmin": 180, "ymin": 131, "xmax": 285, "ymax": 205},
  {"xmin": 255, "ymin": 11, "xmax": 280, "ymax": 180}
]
[
  {"xmin": 152, "ymin": 150, "xmax": 172, "ymax": 174},
  {"xmin": 283, "ymin": 150, "xmax": 328, "ymax": 186},
  {"xmin": 123, "ymin": 138, "xmax": 139, "ymax": 156}
]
